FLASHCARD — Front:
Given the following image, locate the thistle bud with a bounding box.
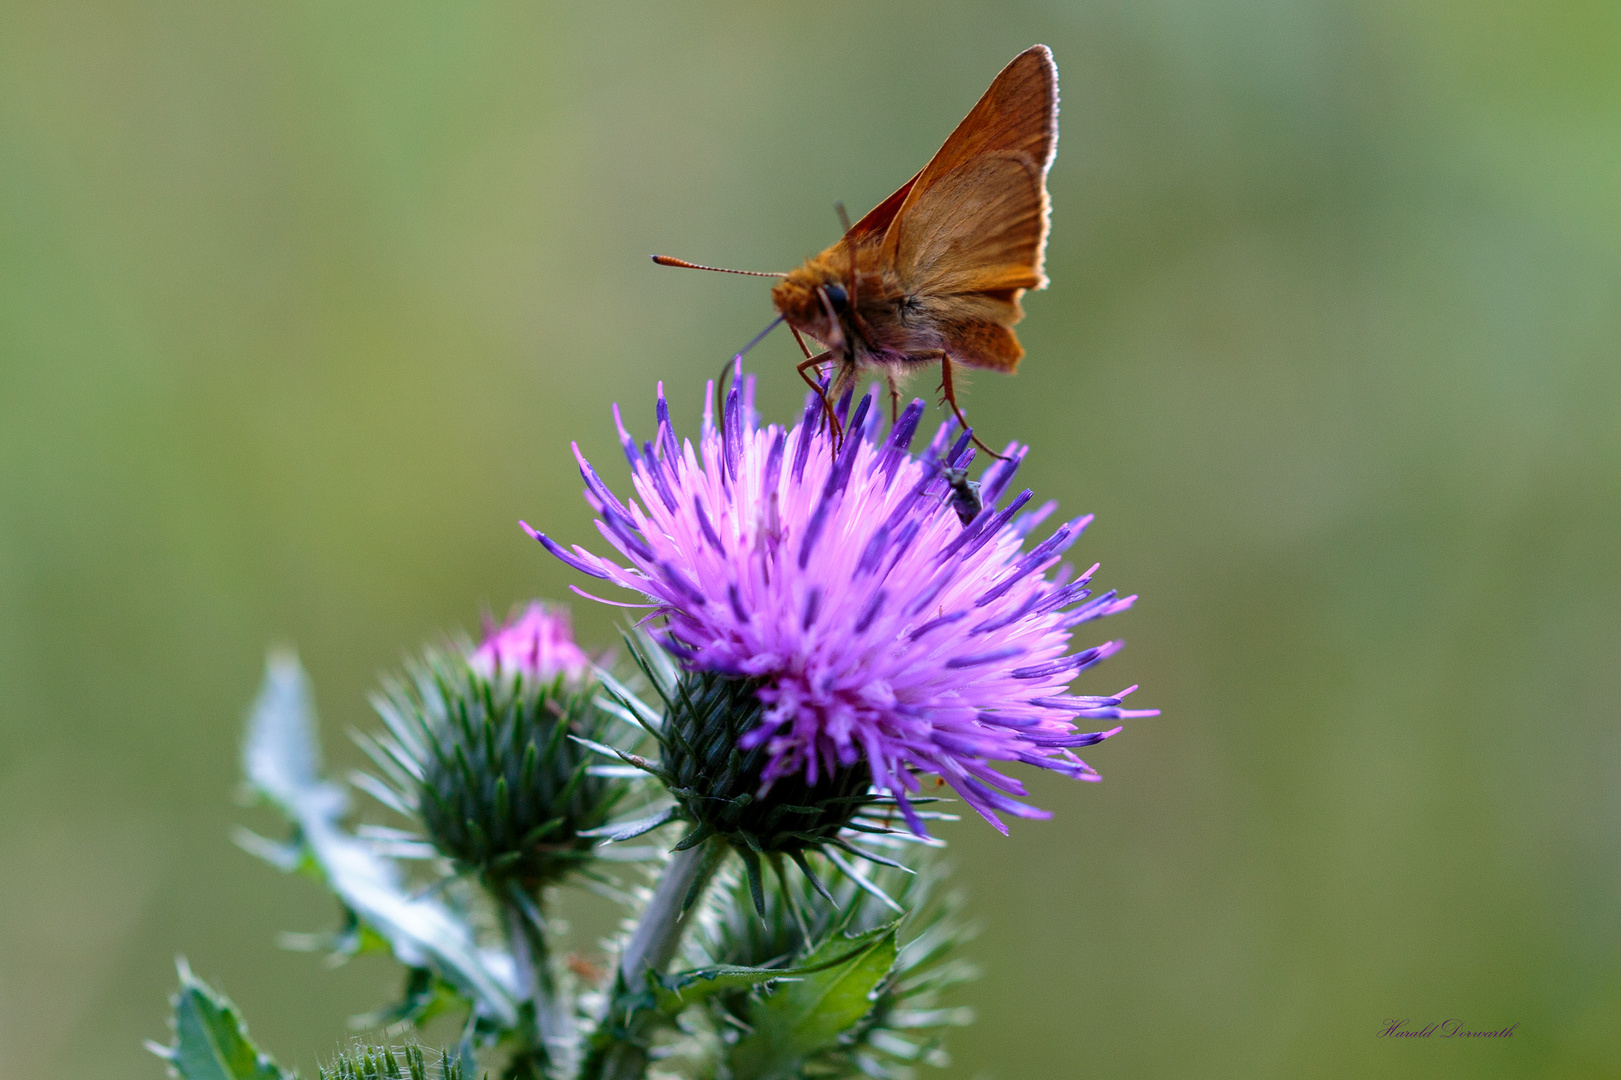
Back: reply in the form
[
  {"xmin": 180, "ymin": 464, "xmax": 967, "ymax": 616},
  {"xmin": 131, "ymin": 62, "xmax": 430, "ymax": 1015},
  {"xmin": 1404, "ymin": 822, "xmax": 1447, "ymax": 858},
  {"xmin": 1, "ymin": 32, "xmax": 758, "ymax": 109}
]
[
  {"xmin": 319, "ymin": 1045, "xmax": 464, "ymax": 1080},
  {"xmin": 467, "ymin": 602, "xmax": 590, "ymax": 686},
  {"xmin": 361, "ymin": 604, "xmax": 630, "ymax": 889}
]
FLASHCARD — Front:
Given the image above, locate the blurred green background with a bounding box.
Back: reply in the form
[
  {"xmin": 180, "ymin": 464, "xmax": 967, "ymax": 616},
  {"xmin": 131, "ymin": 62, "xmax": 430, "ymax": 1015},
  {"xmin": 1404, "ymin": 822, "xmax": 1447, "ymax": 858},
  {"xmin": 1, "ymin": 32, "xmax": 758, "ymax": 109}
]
[{"xmin": 3, "ymin": 1, "xmax": 1619, "ymax": 1077}]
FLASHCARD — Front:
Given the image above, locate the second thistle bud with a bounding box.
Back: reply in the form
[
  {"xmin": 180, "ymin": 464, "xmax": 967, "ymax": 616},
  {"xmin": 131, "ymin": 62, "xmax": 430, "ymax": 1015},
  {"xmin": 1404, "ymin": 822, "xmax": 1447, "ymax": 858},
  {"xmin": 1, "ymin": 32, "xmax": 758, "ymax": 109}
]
[{"xmin": 364, "ymin": 604, "xmax": 628, "ymax": 889}]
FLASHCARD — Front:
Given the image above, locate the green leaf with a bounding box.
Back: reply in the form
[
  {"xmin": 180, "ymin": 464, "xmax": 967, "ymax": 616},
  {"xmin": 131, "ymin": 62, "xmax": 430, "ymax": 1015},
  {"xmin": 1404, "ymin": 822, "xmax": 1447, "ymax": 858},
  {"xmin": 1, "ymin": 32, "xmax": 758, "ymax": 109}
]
[
  {"xmin": 148, "ymin": 960, "xmax": 291, "ymax": 1080},
  {"xmin": 728, "ymin": 924, "xmax": 899, "ymax": 1079},
  {"xmin": 649, "ymin": 964, "xmax": 795, "ymax": 1015},
  {"xmin": 577, "ymin": 805, "xmax": 678, "ymax": 842},
  {"xmin": 241, "ymin": 653, "xmax": 518, "ymax": 1026}
]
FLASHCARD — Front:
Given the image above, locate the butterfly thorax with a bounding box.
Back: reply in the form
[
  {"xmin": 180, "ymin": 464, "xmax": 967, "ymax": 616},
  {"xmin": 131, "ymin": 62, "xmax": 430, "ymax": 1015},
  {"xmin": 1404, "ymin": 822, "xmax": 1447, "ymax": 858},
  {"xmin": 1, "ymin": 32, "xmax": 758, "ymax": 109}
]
[{"xmin": 772, "ymin": 247, "xmax": 926, "ymax": 369}]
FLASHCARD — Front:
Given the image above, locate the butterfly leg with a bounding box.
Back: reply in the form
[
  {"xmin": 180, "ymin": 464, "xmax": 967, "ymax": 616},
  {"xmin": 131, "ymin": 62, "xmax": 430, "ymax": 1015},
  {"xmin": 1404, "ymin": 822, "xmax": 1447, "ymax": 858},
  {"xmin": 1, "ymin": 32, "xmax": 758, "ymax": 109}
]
[
  {"xmin": 793, "ymin": 324, "xmax": 849, "ymax": 453},
  {"xmin": 789, "ymin": 325, "xmax": 815, "ymax": 360},
  {"xmin": 886, "ymin": 372, "xmax": 901, "ymax": 425},
  {"xmin": 796, "ymin": 352, "xmax": 843, "ymax": 449},
  {"xmin": 930, "ymin": 352, "xmax": 1009, "ymax": 461}
]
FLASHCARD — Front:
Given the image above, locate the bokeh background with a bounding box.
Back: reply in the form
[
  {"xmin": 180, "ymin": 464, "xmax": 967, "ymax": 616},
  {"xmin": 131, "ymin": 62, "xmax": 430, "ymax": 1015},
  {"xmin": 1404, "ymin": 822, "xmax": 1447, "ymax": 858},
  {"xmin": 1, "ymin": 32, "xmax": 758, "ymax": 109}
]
[{"xmin": 3, "ymin": 2, "xmax": 1619, "ymax": 1078}]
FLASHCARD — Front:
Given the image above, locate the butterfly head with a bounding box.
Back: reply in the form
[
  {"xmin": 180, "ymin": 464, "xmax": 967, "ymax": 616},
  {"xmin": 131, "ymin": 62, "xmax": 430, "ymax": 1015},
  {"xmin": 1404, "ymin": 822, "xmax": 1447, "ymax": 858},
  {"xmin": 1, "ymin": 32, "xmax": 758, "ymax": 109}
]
[{"xmin": 771, "ymin": 261, "xmax": 855, "ymax": 357}]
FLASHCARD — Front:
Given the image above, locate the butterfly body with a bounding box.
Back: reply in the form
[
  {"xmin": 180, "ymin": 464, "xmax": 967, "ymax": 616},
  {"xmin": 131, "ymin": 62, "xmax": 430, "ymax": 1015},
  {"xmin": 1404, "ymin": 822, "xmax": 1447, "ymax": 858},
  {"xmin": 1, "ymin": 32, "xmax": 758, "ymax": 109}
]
[{"xmin": 770, "ymin": 257, "xmax": 917, "ymax": 375}]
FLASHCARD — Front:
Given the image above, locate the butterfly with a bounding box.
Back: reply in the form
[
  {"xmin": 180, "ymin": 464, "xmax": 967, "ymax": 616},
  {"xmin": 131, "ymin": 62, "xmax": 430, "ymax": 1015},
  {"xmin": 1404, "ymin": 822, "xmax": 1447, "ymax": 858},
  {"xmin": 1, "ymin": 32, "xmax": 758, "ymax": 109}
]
[{"xmin": 655, "ymin": 45, "xmax": 1058, "ymax": 458}]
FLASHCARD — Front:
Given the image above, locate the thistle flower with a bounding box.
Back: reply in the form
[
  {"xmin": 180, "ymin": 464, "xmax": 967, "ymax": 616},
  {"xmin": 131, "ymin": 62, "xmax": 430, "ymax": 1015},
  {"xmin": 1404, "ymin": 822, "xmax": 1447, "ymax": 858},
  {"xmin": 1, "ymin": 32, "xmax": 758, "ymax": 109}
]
[
  {"xmin": 468, "ymin": 602, "xmax": 591, "ymax": 686},
  {"xmin": 357, "ymin": 608, "xmax": 631, "ymax": 889},
  {"xmin": 526, "ymin": 373, "xmax": 1155, "ymax": 834}
]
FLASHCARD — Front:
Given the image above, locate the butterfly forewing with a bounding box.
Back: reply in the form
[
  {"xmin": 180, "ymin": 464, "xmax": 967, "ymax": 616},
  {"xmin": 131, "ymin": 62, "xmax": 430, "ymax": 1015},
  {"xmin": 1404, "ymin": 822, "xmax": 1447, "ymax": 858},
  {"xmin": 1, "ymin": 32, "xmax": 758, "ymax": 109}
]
[
  {"xmin": 844, "ymin": 171, "xmax": 920, "ymax": 245},
  {"xmin": 890, "ymin": 152, "xmax": 1049, "ymax": 297},
  {"xmin": 883, "ymin": 45, "xmax": 1057, "ymax": 260}
]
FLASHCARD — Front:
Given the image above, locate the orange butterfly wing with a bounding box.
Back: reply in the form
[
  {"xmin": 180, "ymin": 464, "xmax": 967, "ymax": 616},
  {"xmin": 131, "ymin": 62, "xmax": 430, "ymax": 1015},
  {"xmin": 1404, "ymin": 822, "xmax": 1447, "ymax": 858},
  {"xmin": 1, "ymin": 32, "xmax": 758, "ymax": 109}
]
[
  {"xmin": 876, "ymin": 45, "xmax": 1058, "ymax": 372},
  {"xmin": 845, "ymin": 171, "xmax": 920, "ymax": 245},
  {"xmin": 889, "ymin": 153, "xmax": 1049, "ymax": 297},
  {"xmin": 880, "ymin": 44, "xmax": 1057, "ymax": 267},
  {"xmin": 847, "ymin": 45, "xmax": 1055, "ymax": 256},
  {"xmin": 885, "ymin": 152, "xmax": 1048, "ymax": 371}
]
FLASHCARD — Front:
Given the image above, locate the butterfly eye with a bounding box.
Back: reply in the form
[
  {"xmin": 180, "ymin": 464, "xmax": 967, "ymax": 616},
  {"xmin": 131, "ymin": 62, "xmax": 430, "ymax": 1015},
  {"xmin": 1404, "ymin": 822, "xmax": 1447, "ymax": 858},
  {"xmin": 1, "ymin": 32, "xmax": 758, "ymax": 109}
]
[{"xmin": 823, "ymin": 283, "xmax": 849, "ymax": 312}]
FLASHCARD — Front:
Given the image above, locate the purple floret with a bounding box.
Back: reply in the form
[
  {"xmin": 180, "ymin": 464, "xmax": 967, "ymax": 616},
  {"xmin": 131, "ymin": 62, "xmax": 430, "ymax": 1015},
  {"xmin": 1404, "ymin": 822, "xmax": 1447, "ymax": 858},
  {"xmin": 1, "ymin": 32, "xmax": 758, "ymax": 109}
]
[{"xmin": 523, "ymin": 372, "xmax": 1155, "ymax": 833}]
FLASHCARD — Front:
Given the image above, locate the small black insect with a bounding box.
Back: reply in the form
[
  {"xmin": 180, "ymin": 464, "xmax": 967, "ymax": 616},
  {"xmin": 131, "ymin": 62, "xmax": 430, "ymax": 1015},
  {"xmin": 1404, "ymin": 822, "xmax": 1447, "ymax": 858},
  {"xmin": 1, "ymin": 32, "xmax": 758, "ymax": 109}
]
[{"xmin": 940, "ymin": 465, "xmax": 983, "ymax": 526}]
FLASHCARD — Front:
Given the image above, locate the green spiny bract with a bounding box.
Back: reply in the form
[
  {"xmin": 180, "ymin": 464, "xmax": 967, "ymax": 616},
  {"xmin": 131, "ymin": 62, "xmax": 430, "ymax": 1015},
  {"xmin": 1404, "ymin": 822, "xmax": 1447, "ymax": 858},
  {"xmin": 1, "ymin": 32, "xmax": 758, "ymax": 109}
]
[
  {"xmin": 661, "ymin": 670, "xmax": 874, "ymax": 855},
  {"xmin": 602, "ymin": 636, "xmax": 925, "ymax": 911},
  {"xmin": 319, "ymin": 1045, "xmax": 466, "ymax": 1080},
  {"xmin": 361, "ymin": 644, "xmax": 631, "ymax": 890},
  {"xmin": 693, "ymin": 855, "xmax": 978, "ymax": 1080}
]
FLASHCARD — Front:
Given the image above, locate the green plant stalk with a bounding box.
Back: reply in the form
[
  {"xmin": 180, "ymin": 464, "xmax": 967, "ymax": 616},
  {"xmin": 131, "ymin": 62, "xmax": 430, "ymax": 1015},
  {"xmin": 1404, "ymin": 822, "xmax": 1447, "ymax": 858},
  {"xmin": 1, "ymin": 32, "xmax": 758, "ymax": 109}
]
[
  {"xmin": 591, "ymin": 841, "xmax": 723, "ymax": 1080},
  {"xmin": 502, "ymin": 896, "xmax": 571, "ymax": 1077}
]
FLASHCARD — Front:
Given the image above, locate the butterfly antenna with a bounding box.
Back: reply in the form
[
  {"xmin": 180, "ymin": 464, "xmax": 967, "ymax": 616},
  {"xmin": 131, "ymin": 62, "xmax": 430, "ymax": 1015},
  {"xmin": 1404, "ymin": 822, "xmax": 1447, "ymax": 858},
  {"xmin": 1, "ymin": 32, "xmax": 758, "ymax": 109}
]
[
  {"xmin": 834, "ymin": 200, "xmax": 852, "ymax": 234},
  {"xmin": 717, "ymin": 315, "xmax": 785, "ymax": 429},
  {"xmin": 652, "ymin": 255, "xmax": 787, "ymax": 278}
]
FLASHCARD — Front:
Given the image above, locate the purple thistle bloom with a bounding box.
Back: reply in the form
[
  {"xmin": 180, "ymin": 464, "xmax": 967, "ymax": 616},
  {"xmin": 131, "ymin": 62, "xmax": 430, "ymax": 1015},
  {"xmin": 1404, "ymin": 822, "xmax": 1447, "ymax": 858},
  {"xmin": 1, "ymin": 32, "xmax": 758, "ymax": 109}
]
[
  {"xmin": 523, "ymin": 372, "xmax": 1155, "ymax": 834},
  {"xmin": 469, "ymin": 602, "xmax": 592, "ymax": 685}
]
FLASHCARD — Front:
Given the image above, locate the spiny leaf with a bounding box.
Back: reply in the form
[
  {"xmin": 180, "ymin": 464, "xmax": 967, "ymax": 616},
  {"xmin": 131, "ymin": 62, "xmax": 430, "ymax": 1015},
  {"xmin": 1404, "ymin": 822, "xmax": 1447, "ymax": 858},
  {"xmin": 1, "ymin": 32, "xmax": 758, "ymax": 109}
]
[
  {"xmin": 148, "ymin": 960, "xmax": 291, "ymax": 1080},
  {"xmin": 241, "ymin": 654, "xmax": 518, "ymax": 1026},
  {"xmin": 577, "ymin": 805, "xmax": 679, "ymax": 842},
  {"xmin": 728, "ymin": 924, "xmax": 899, "ymax": 1079},
  {"xmin": 652, "ymin": 923, "xmax": 899, "ymax": 1020},
  {"xmin": 648, "ymin": 964, "xmax": 795, "ymax": 1015}
]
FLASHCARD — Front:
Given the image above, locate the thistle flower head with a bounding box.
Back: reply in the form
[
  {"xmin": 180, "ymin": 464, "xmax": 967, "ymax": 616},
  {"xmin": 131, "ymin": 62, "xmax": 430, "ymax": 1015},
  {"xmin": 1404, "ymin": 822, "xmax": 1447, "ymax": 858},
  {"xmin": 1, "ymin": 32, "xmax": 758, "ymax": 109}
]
[
  {"xmin": 526, "ymin": 372, "xmax": 1155, "ymax": 833},
  {"xmin": 468, "ymin": 602, "xmax": 591, "ymax": 685},
  {"xmin": 358, "ymin": 612, "xmax": 630, "ymax": 889}
]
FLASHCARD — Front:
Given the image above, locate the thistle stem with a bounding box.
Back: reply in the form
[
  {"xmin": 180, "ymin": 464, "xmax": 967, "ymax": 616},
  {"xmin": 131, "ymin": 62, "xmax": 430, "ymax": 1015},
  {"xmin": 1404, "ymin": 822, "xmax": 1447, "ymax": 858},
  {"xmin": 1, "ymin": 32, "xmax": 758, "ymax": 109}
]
[
  {"xmin": 591, "ymin": 841, "xmax": 722, "ymax": 1080},
  {"xmin": 502, "ymin": 893, "xmax": 571, "ymax": 1078},
  {"xmin": 618, "ymin": 843, "xmax": 714, "ymax": 982}
]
